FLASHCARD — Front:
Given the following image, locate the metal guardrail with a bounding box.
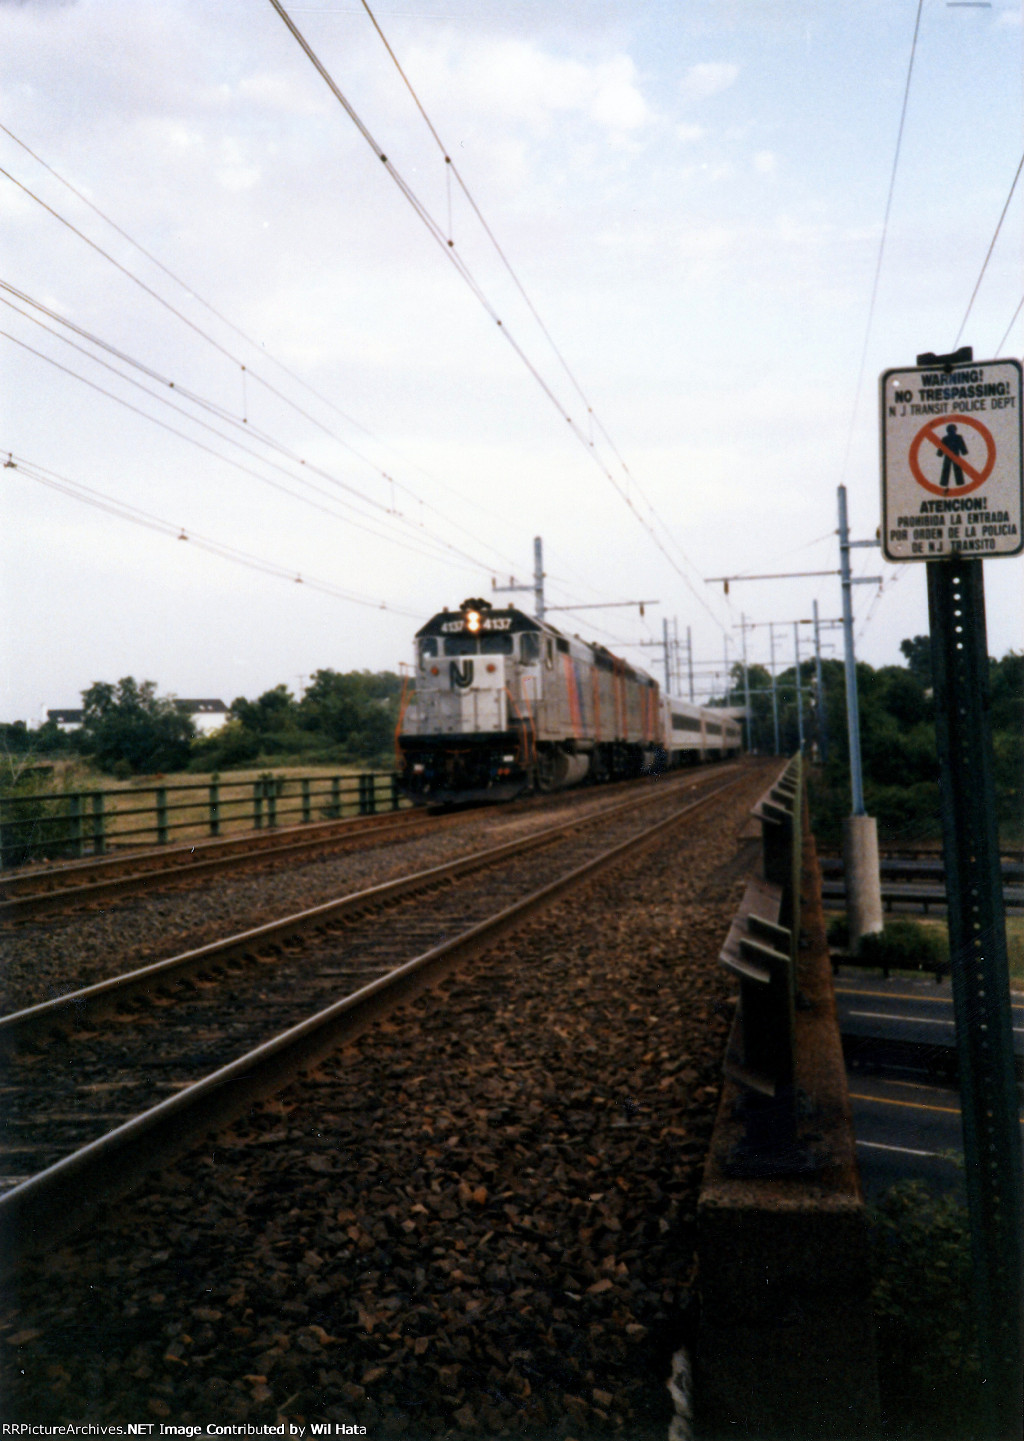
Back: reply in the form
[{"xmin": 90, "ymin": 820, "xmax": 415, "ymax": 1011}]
[
  {"xmin": 0, "ymin": 770, "xmax": 403, "ymax": 868},
  {"xmin": 718, "ymin": 754, "xmax": 819, "ymax": 1176},
  {"xmin": 820, "ymin": 879, "xmax": 1024, "ymax": 917}
]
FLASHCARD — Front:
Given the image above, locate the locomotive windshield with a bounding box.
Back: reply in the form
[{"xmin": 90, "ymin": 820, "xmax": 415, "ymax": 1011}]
[{"xmin": 444, "ymin": 635, "xmax": 513, "ymax": 656}]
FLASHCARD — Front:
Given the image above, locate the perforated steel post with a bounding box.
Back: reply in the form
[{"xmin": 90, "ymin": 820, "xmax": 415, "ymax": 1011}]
[{"xmin": 927, "ymin": 555, "xmax": 1023, "ymax": 1439}]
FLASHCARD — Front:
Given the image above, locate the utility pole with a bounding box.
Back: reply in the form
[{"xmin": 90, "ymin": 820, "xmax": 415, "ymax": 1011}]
[
  {"xmin": 740, "ymin": 613, "xmax": 752, "ymax": 751},
  {"xmin": 735, "ymin": 613, "xmax": 839, "ymax": 760},
  {"xmin": 837, "ymin": 485, "xmax": 884, "ymax": 948},
  {"xmin": 706, "ymin": 524, "xmax": 882, "ymax": 926},
  {"xmin": 793, "ymin": 623, "xmax": 804, "ymax": 753},
  {"xmin": 768, "ymin": 624, "xmax": 780, "ymax": 755},
  {"xmin": 492, "ymin": 535, "xmax": 546, "ymax": 619},
  {"xmin": 813, "ymin": 600, "xmax": 827, "ymax": 764}
]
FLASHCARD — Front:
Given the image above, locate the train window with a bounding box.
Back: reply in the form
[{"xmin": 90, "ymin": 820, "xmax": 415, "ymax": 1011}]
[
  {"xmin": 520, "ymin": 633, "xmax": 540, "ymax": 663},
  {"xmin": 545, "ymin": 638, "xmax": 554, "ymax": 668},
  {"xmin": 418, "ymin": 638, "xmax": 438, "ymax": 662},
  {"xmin": 445, "ymin": 636, "xmax": 478, "ymax": 656},
  {"xmin": 481, "ymin": 634, "xmax": 513, "ymax": 655}
]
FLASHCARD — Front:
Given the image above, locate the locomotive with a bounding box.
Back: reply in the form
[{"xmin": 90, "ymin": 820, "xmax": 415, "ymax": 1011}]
[{"xmin": 396, "ymin": 597, "xmax": 742, "ymax": 804}]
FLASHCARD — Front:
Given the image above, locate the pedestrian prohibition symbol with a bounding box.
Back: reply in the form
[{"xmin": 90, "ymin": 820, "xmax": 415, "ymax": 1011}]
[
  {"xmin": 908, "ymin": 413, "xmax": 995, "ymax": 498},
  {"xmin": 879, "ymin": 356, "xmax": 1023, "ymax": 562}
]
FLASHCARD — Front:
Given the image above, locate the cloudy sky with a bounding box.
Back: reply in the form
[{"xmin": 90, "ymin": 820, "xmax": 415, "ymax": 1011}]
[{"xmin": 2, "ymin": 0, "xmax": 1021, "ymax": 723}]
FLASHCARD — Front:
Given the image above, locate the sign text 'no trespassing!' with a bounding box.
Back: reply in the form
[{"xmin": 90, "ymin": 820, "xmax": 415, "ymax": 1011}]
[{"xmin": 879, "ymin": 358, "xmax": 1022, "ymax": 562}]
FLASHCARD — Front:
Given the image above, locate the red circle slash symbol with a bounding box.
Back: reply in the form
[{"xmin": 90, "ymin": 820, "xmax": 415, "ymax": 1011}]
[{"xmin": 908, "ymin": 413, "xmax": 996, "ymax": 498}]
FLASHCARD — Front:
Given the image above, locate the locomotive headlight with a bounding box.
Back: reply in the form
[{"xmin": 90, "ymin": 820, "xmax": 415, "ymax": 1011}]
[{"xmin": 466, "ymin": 609, "xmax": 482, "ymax": 633}]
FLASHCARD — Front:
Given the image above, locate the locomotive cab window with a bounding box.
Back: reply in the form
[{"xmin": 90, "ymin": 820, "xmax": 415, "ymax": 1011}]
[
  {"xmin": 445, "ymin": 636, "xmax": 478, "ymax": 656},
  {"xmin": 519, "ymin": 633, "xmax": 540, "ymax": 663},
  {"xmin": 545, "ymin": 638, "xmax": 554, "ymax": 668},
  {"xmin": 481, "ymin": 634, "xmax": 513, "ymax": 655},
  {"xmin": 418, "ymin": 638, "xmax": 438, "ymax": 662}
]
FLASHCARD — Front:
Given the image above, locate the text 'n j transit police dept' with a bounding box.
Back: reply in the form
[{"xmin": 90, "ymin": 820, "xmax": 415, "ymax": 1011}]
[{"xmin": 880, "ymin": 358, "xmax": 1023, "ymax": 562}]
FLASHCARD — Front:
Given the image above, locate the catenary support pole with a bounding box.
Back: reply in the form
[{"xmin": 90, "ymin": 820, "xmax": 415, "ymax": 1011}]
[
  {"xmin": 837, "ymin": 485, "xmax": 883, "ymax": 944},
  {"xmin": 793, "ymin": 623, "xmax": 804, "ymax": 752},
  {"xmin": 813, "ymin": 599, "xmax": 827, "ymax": 764},
  {"xmin": 741, "ymin": 612, "xmax": 753, "ymax": 752},
  {"xmin": 838, "ymin": 486, "xmax": 865, "ymax": 814},
  {"xmin": 769, "ymin": 625, "xmax": 780, "ymax": 755}
]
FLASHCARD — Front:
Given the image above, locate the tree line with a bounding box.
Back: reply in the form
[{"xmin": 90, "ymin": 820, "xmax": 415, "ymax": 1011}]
[
  {"xmin": 719, "ymin": 637, "xmax": 1022, "ymax": 846},
  {"xmin": 1, "ymin": 670, "xmax": 405, "ymax": 778},
  {"xmin": 1, "ymin": 642, "xmax": 1020, "ymax": 847}
]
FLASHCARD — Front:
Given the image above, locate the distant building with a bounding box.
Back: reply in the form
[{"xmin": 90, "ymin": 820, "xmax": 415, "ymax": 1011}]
[
  {"xmin": 175, "ymin": 699, "xmax": 230, "ymax": 735},
  {"xmin": 46, "ymin": 709, "xmax": 85, "ymax": 732},
  {"xmin": 46, "ymin": 699, "xmax": 229, "ymax": 736}
]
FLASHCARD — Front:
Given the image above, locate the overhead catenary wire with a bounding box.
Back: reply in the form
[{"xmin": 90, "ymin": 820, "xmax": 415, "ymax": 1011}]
[
  {"xmin": 3, "ymin": 451, "xmax": 425, "ymax": 619},
  {"xmin": 995, "ymin": 296, "xmax": 1024, "ymax": 356},
  {"xmin": 1, "ymin": 325, "xmax": 498, "ymax": 577},
  {"xmin": 1, "ymin": 288, "xmax": 647, "ymax": 636},
  {"xmin": 356, "ymin": 0, "xmax": 725, "ymax": 616},
  {"xmin": 0, "ymin": 122, "xmax": 694, "ymax": 627},
  {"xmin": 266, "ymin": 0, "xmax": 731, "ymax": 639},
  {"xmin": 0, "ymin": 120, "xmax": 502, "ymax": 521},
  {"xmin": 2, "ymin": 41, "xmax": 726, "ymax": 642},
  {"xmin": 953, "ymin": 152, "xmax": 1024, "ymax": 350},
  {"xmin": 0, "ymin": 154, "xmax": 523, "ymax": 572},
  {"xmin": 839, "ymin": 0, "xmax": 925, "ymax": 486},
  {"xmin": 0, "ymin": 281, "xmax": 525, "ymax": 576}
]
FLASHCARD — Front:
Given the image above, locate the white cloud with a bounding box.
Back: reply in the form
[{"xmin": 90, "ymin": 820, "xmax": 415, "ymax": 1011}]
[
  {"xmin": 408, "ymin": 38, "xmax": 651, "ymax": 140},
  {"xmin": 678, "ymin": 62, "xmax": 740, "ymax": 104},
  {"xmin": 215, "ymin": 137, "xmax": 261, "ymax": 193},
  {"xmin": 753, "ymin": 149, "xmax": 777, "ymax": 176}
]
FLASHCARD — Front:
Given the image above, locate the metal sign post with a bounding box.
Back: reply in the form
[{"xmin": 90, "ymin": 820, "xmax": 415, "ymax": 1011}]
[
  {"xmin": 928, "ymin": 554, "xmax": 1023, "ymax": 1437},
  {"xmin": 881, "ymin": 348, "xmax": 1023, "ymax": 1438}
]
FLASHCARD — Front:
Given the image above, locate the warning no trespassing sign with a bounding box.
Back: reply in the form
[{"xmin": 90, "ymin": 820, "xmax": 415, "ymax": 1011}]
[{"xmin": 879, "ymin": 358, "xmax": 1022, "ymax": 562}]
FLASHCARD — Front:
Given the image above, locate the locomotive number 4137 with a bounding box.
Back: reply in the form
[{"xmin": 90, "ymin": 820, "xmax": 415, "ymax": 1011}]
[{"xmin": 440, "ymin": 616, "xmax": 513, "ymax": 633}]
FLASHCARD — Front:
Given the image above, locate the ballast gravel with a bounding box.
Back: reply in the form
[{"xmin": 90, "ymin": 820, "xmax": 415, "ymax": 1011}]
[{"xmin": 0, "ymin": 774, "xmax": 766, "ymax": 1437}]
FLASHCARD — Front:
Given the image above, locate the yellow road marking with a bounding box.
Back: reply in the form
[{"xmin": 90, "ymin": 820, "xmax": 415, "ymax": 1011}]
[
  {"xmin": 835, "ymin": 986, "xmax": 948, "ymax": 1004},
  {"xmin": 848, "ymin": 1091, "xmax": 961, "ymax": 1115}
]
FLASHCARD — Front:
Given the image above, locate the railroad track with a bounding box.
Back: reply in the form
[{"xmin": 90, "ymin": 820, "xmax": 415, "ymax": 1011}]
[
  {"xmin": 0, "ymin": 770, "xmax": 713, "ymax": 924},
  {"xmin": 0, "ymin": 807, "xmax": 440, "ymax": 923},
  {"xmin": 0, "ymin": 763, "xmax": 761, "ymax": 1271}
]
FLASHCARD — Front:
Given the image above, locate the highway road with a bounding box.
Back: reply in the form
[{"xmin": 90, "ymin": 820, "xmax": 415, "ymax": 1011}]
[{"xmin": 832, "ymin": 968, "xmax": 1024, "ymax": 1201}]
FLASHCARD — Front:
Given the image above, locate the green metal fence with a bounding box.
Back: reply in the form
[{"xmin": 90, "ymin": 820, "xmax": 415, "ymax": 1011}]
[{"xmin": 0, "ymin": 770, "xmax": 404, "ymax": 868}]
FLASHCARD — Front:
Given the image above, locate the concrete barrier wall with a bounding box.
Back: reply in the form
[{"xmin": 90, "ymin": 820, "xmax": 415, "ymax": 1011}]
[{"xmin": 695, "ymin": 797, "xmax": 881, "ymax": 1439}]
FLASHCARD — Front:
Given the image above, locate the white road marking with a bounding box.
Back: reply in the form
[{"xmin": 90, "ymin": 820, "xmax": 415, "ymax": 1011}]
[{"xmin": 856, "ymin": 1139, "xmax": 955, "ymax": 1160}]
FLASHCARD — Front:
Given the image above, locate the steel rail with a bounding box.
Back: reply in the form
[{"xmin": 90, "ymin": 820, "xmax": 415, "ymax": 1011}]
[
  {"xmin": 0, "ymin": 806, "xmax": 414, "ymax": 891},
  {"xmin": 0, "ymin": 809, "xmax": 439, "ymax": 921},
  {"xmin": 0, "ymin": 769, "xmax": 711, "ymax": 922},
  {"xmin": 0, "ymin": 768, "xmax": 753, "ymax": 1272}
]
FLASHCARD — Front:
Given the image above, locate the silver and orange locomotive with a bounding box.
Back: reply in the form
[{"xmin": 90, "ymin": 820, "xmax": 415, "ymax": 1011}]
[{"xmin": 396, "ymin": 598, "xmax": 741, "ymax": 804}]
